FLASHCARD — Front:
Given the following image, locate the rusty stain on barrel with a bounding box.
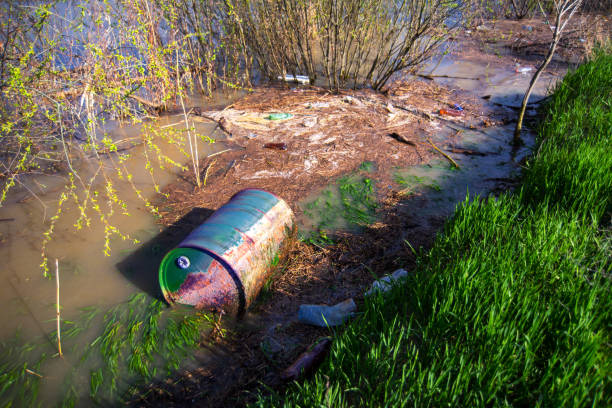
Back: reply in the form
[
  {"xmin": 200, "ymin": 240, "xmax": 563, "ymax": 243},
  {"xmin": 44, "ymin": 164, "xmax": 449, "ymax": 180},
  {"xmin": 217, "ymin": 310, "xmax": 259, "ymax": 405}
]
[{"xmin": 159, "ymin": 189, "xmax": 294, "ymax": 315}]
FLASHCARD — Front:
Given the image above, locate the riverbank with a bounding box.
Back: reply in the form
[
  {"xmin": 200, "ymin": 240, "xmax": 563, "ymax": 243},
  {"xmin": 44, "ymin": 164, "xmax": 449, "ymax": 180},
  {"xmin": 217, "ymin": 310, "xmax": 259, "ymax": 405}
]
[{"xmin": 252, "ymin": 49, "xmax": 612, "ymax": 407}]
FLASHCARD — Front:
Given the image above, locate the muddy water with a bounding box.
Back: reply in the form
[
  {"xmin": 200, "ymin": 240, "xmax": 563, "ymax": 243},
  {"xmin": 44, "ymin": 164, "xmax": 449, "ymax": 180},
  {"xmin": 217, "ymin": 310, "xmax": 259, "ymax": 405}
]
[
  {"xmin": 0, "ymin": 91, "xmax": 243, "ymax": 405},
  {"xmin": 298, "ymin": 56, "xmax": 551, "ymax": 240},
  {"xmin": 424, "ymin": 55, "xmax": 563, "ymax": 107}
]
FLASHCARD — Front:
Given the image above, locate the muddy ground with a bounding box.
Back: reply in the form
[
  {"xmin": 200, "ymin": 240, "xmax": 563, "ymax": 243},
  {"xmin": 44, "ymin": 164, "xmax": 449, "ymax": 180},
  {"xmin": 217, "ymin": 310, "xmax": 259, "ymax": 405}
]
[{"xmin": 128, "ymin": 15, "xmax": 610, "ymax": 408}]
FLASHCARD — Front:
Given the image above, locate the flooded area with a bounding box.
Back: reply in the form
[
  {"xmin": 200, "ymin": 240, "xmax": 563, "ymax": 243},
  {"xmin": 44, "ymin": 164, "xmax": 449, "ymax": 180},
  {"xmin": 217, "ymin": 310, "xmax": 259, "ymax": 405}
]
[
  {"xmin": 0, "ymin": 12, "xmax": 588, "ymax": 407},
  {"xmin": 0, "ymin": 90, "xmax": 246, "ymax": 405}
]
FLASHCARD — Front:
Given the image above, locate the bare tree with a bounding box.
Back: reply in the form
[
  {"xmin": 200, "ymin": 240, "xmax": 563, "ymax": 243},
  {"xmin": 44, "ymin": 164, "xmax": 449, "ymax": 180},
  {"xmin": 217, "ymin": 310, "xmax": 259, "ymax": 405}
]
[{"xmin": 513, "ymin": 0, "xmax": 583, "ymax": 145}]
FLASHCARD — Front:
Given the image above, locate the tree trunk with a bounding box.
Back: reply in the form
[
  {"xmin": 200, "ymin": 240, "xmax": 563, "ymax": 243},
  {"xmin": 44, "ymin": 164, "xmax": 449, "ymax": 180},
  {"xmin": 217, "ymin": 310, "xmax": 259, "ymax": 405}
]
[{"xmin": 513, "ymin": 12, "xmax": 562, "ymax": 145}]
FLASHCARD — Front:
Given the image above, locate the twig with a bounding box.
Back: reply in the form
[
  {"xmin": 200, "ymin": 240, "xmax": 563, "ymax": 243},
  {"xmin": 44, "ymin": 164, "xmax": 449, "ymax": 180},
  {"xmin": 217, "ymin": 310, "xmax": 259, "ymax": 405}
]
[
  {"xmin": 160, "ymin": 121, "xmax": 183, "ymax": 129},
  {"xmin": 203, "ymin": 159, "xmax": 216, "ymax": 187},
  {"xmin": 206, "ymin": 148, "xmax": 232, "ymax": 159},
  {"xmin": 418, "ymin": 74, "xmax": 480, "ymax": 81},
  {"xmin": 25, "ymin": 369, "xmax": 43, "ymax": 378},
  {"xmin": 55, "ymin": 258, "xmax": 62, "ymax": 358},
  {"xmin": 427, "ymin": 138, "xmax": 460, "ymax": 169}
]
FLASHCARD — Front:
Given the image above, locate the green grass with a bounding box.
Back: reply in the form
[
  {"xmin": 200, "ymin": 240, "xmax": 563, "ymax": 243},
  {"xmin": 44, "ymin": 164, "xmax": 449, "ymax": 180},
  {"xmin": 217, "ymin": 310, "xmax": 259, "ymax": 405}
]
[
  {"xmin": 253, "ymin": 49, "xmax": 612, "ymax": 407},
  {"xmin": 301, "ymin": 167, "xmax": 378, "ymax": 245},
  {"xmin": 82, "ymin": 294, "xmax": 212, "ymax": 403},
  {"xmin": 1, "ymin": 293, "xmax": 214, "ymax": 407}
]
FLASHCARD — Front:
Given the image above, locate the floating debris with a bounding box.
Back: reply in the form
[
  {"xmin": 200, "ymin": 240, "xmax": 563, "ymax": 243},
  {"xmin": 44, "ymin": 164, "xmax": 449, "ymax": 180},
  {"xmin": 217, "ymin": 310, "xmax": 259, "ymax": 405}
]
[
  {"xmin": 438, "ymin": 108, "xmax": 464, "ymax": 117},
  {"xmin": 264, "ymin": 142, "xmax": 288, "ymax": 151},
  {"xmin": 266, "ymin": 113, "xmax": 293, "ymax": 121},
  {"xmin": 278, "ymin": 74, "xmax": 310, "ymax": 85},
  {"xmin": 365, "ymin": 268, "xmax": 408, "ymax": 296},
  {"xmin": 297, "ymin": 299, "xmax": 357, "ymax": 327}
]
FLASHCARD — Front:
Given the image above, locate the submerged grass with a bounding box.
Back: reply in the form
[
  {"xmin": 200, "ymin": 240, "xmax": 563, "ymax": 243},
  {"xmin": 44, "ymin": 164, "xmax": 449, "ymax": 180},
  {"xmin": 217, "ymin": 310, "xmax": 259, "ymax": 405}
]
[
  {"xmin": 0, "ymin": 293, "xmax": 213, "ymax": 407},
  {"xmin": 0, "ymin": 335, "xmax": 46, "ymax": 407},
  {"xmin": 253, "ymin": 50, "xmax": 612, "ymax": 406},
  {"xmin": 301, "ymin": 164, "xmax": 379, "ymax": 245},
  {"xmin": 81, "ymin": 293, "xmax": 212, "ymax": 403}
]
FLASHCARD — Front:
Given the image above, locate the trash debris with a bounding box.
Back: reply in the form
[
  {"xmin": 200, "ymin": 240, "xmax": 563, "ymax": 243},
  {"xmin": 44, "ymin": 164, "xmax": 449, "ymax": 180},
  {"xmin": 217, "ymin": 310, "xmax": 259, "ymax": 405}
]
[
  {"xmin": 158, "ymin": 189, "xmax": 295, "ymax": 315},
  {"xmin": 264, "ymin": 142, "xmax": 288, "ymax": 151},
  {"xmin": 298, "ymin": 298, "xmax": 357, "ymax": 327},
  {"xmin": 278, "ymin": 74, "xmax": 310, "ymax": 85},
  {"xmin": 365, "ymin": 269, "xmax": 408, "ymax": 296},
  {"xmin": 453, "ymin": 104, "xmax": 463, "ymax": 111},
  {"xmin": 515, "ymin": 66, "xmax": 533, "ymax": 75},
  {"xmin": 281, "ymin": 337, "xmax": 332, "ymax": 381},
  {"xmin": 307, "ymin": 102, "xmax": 330, "ymax": 109},
  {"xmin": 246, "ymin": 132, "xmax": 258, "ymax": 139},
  {"xmin": 342, "ymin": 95, "xmax": 362, "ymax": 105},
  {"xmin": 522, "ymin": 25, "xmax": 533, "ymax": 32},
  {"xmin": 302, "ymin": 117, "xmax": 317, "ymax": 127},
  {"xmin": 266, "ymin": 113, "xmax": 293, "ymax": 121},
  {"xmin": 438, "ymin": 108, "xmax": 464, "ymax": 117}
]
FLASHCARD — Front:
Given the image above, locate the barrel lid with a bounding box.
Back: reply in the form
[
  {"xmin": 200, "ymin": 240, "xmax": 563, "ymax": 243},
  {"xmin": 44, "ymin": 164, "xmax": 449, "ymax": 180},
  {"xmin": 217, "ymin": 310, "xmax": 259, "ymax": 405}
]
[{"xmin": 159, "ymin": 247, "xmax": 214, "ymax": 303}]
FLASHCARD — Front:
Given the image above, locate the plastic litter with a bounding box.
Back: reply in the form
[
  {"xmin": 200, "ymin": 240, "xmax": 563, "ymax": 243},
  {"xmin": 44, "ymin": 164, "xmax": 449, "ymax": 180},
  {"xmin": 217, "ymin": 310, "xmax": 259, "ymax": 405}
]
[
  {"xmin": 266, "ymin": 113, "xmax": 293, "ymax": 120},
  {"xmin": 365, "ymin": 268, "xmax": 408, "ymax": 296},
  {"xmin": 453, "ymin": 104, "xmax": 463, "ymax": 111},
  {"xmin": 263, "ymin": 142, "xmax": 288, "ymax": 151},
  {"xmin": 438, "ymin": 108, "xmax": 464, "ymax": 117},
  {"xmin": 515, "ymin": 66, "xmax": 533, "ymax": 75},
  {"xmin": 522, "ymin": 25, "xmax": 533, "ymax": 32},
  {"xmin": 343, "ymin": 95, "xmax": 362, "ymax": 105},
  {"xmin": 298, "ymin": 298, "xmax": 357, "ymax": 327},
  {"xmin": 278, "ymin": 74, "xmax": 310, "ymax": 85},
  {"xmin": 281, "ymin": 337, "xmax": 332, "ymax": 381},
  {"xmin": 302, "ymin": 117, "xmax": 317, "ymax": 127},
  {"xmin": 307, "ymin": 102, "xmax": 330, "ymax": 109}
]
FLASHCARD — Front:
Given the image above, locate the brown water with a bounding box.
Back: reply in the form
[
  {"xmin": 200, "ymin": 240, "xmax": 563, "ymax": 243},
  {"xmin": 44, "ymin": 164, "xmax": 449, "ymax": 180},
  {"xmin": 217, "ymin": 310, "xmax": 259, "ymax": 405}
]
[{"xmin": 0, "ymin": 90, "xmax": 244, "ymax": 405}]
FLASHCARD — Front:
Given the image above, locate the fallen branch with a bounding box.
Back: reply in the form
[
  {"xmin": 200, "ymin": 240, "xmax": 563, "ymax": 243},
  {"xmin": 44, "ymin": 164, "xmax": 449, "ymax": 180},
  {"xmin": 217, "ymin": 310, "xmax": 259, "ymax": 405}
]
[
  {"xmin": 388, "ymin": 132, "xmax": 416, "ymax": 146},
  {"xmin": 418, "ymin": 74, "xmax": 480, "ymax": 81},
  {"xmin": 448, "ymin": 147, "xmax": 486, "ymax": 156}
]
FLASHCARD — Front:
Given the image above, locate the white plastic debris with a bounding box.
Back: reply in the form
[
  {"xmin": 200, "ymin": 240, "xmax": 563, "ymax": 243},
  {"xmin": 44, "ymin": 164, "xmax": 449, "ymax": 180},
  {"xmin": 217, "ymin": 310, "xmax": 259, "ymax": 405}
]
[
  {"xmin": 365, "ymin": 268, "xmax": 408, "ymax": 296},
  {"xmin": 342, "ymin": 95, "xmax": 362, "ymax": 105},
  {"xmin": 278, "ymin": 74, "xmax": 310, "ymax": 85},
  {"xmin": 298, "ymin": 298, "xmax": 357, "ymax": 327},
  {"xmin": 302, "ymin": 117, "xmax": 317, "ymax": 127},
  {"xmin": 307, "ymin": 102, "xmax": 330, "ymax": 109},
  {"xmin": 515, "ymin": 66, "xmax": 533, "ymax": 75}
]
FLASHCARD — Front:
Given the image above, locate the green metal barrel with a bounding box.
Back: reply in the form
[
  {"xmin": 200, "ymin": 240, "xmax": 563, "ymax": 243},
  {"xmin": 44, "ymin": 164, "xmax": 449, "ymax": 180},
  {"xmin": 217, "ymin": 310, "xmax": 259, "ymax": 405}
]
[{"xmin": 159, "ymin": 189, "xmax": 294, "ymax": 315}]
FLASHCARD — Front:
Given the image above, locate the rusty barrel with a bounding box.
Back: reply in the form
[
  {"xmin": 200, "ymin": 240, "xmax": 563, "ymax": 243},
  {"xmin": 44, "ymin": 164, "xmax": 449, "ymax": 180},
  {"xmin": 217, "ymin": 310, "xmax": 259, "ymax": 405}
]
[{"xmin": 159, "ymin": 189, "xmax": 294, "ymax": 315}]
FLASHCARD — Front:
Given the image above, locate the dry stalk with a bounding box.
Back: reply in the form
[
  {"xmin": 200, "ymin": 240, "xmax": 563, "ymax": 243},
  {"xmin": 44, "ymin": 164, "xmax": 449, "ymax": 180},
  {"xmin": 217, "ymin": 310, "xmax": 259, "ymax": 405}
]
[
  {"xmin": 55, "ymin": 258, "xmax": 62, "ymax": 357},
  {"xmin": 427, "ymin": 138, "xmax": 460, "ymax": 169}
]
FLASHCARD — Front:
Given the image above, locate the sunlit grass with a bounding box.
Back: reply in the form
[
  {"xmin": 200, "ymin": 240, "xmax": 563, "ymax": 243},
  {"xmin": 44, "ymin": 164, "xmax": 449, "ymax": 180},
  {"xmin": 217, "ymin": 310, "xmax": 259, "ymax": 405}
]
[{"xmin": 253, "ymin": 49, "xmax": 612, "ymax": 407}]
